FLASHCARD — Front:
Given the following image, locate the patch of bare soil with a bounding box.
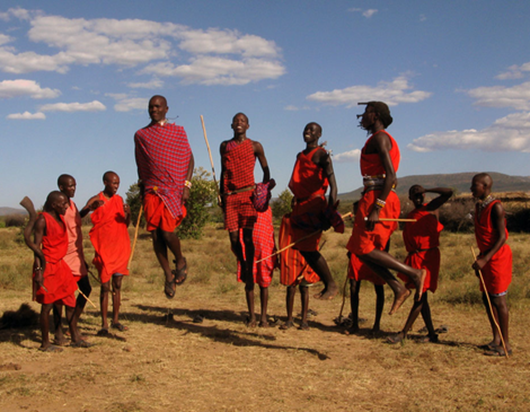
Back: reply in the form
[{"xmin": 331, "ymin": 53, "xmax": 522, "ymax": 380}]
[{"xmin": 1, "ymin": 275, "xmax": 529, "ymax": 412}]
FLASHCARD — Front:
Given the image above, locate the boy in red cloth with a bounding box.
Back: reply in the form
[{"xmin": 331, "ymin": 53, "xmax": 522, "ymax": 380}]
[
  {"xmin": 471, "ymin": 173, "xmax": 512, "ymax": 356},
  {"xmin": 347, "ymin": 102, "xmax": 426, "ymax": 315},
  {"xmin": 84, "ymin": 171, "xmax": 131, "ymax": 335},
  {"xmin": 220, "ymin": 112, "xmax": 270, "ymax": 327},
  {"xmin": 32, "ymin": 191, "xmax": 83, "ymax": 351},
  {"xmin": 135, "ymin": 95, "xmax": 194, "ymax": 299},
  {"xmin": 387, "ymin": 185, "xmax": 452, "ymax": 344},
  {"xmin": 288, "ymin": 122, "xmax": 339, "ymax": 300},
  {"xmin": 53, "ymin": 174, "xmax": 96, "ymax": 346},
  {"xmin": 278, "ymin": 213, "xmax": 320, "ymax": 330},
  {"xmin": 237, "ymin": 207, "xmax": 276, "ymax": 327}
]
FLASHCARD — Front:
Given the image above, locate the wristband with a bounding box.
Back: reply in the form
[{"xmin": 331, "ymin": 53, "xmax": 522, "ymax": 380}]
[{"xmin": 375, "ymin": 198, "xmax": 386, "ymax": 209}]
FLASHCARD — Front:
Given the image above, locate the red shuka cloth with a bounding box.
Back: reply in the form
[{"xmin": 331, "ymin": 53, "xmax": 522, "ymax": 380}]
[
  {"xmin": 237, "ymin": 207, "xmax": 276, "ymax": 287},
  {"xmin": 34, "ymin": 212, "xmax": 77, "ymax": 305},
  {"xmin": 279, "ymin": 215, "xmax": 320, "ymax": 286},
  {"xmin": 135, "ymin": 122, "xmax": 192, "ymax": 218},
  {"xmin": 89, "ymin": 193, "xmax": 131, "ymax": 284},
  {"xmin": 63, "ymin": 200, "xmax": 87, "ymax": 277},
  {"xmin": 347, "ymin": 130, "xmax": 401, "ymax": 256},
  {"xmin": 347, "ymin": 253, "xmax": 385, "ymax": 285},
  {"xmin": 288, "ymin": 147, "xmax": 329, "ymax": 251},
  {"xmin": 222, "ymin": 139, "xmax": 256, "ymax": 192},
  {"xmin": 474, "ymin": 200, "xmax": 512, "ymax": 294},
  {"xmin": 288, "ymin": 147, "xmax": 328, "ymax": 199},
  {"xmin": 398, "ymin": 206, "xmax": 443, "ymax": 293}
]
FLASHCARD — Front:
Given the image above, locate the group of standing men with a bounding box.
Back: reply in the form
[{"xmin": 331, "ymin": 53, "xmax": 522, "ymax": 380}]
[{"xmin": 27, "ymin": 94, "xmax": 512, "ymax": 356}]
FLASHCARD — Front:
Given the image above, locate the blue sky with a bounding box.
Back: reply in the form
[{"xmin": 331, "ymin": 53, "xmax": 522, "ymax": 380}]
[{"xmin": 1, "ymin": 1, "xmax": 530, "ymax": 209}]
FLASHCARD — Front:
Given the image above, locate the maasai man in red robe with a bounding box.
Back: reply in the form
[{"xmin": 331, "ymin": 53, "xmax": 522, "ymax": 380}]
[
  {"xmin": 387, "ymin": 186, "xmax": 453, "ymax": 344},
  {"xmin": 288, "ymin": 122, "xmax": 339, "ymax": 301},
  {"xmin": 220, "ymin": 112, "xmax": 270, "ymax": 327},
  {"xmin": 85, "ymin": 171, "xmax": 131, "ymax": 335},
  {"xmin": 471, "ymin": 173, "xmax": 512, "ymax": 356},
  {"xmin": 347, "ymin": 101, "xmax": 426, "ymax": 315},
  {"xmin": 278, "ymin": 213, "xmax": 320, "ymax": 330},
  {"xmin": 135, "ymin": 95, "xmax": 194, "ymax": 299},
  {"xmin": 52, "ymin": 174, "xmax": 95, "ymax": 347},
  {"xmin": 32, "ymin": 191, "xmax": 82, "ymax": 351},
  {"xmin": 237, "ymin": 207, "xmax": 276, "ymax": 327}
]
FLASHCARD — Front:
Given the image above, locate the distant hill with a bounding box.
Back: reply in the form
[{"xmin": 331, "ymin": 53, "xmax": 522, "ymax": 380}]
[
  {"xmin": 338, "ymin": 172, "xmax": 530, "ymax": 201},
  {"xmin": 0, "ymin": 207, "xmax": 27, "ymax": 216}
]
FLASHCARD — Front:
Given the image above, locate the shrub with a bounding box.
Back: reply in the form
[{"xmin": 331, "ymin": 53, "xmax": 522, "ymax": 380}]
[{"xmin": 271, "ymin": 189, "xmax": 293, "ymax": 221}]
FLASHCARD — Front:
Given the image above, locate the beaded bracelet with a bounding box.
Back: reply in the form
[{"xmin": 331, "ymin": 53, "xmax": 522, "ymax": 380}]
[
  {"xmin": 375, "ymin": 198, "xmax": 386, "ymax": 209},
  {"xmin": 184, "ymin": 180, "xmax": 193, "ymax": 189}
]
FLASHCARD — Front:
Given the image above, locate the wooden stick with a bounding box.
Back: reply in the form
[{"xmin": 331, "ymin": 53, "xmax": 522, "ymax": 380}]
[
  {"xmin": 363, "ymin": 217, "xmax": 417, "ymax": 222},
  {"xmin": 78, "ymin": 288, "xmax": 97, "ymax": 309},
  {"xmin": 257, "ymin": 212, "xmax": 352, "ymax": 264},
  {"xmin": 470, "ymin": 246, "xmax": 509, "ymax": 358},
  {"xmin": 337, "ymin": 270, "xmax": 350, "ymax": 323},
  {"xmin": 128, "ymin": 205, "xmax": 143, "ymax": 269},
  {"xmin": 200, "ymin": 115, "xmax": 221, "ymax": 203}
]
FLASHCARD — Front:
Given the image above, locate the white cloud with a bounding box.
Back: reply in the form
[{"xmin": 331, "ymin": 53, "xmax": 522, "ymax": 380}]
[
  {"xmin": 178, "ymin": 28, "xmax": 280, "ymax": 57},
  {"xmin": 7, "ymin": 111, "xmax": 46, "ymax": 120},
  {"xmin": 465, "ymin": 81, "xmax": 530, "ymax": 111},
  {"xmin": 0, "ymin": 9, "xmax": 285, "ymax": 85},
  {"xmin": 408, "ymin": 112, "xmax": 530, "ymax": 153},
  {"xmin": 496, "ymin": 62, "xmax": 530, "ymax": 80},
  {"xmin": 348, "ymin": 8, "xmax": 378, "ymax": 18},
  {"xmin": 0, "ymin": 79, "xmax": 60, "ymax": 99},
  {"xmin": 39, "ymin": 100, "xmax": 106, "ymax": 112},
  {"xmin": 142, "ymin": 56, "xmax": 285, "ymax": 86},
  {"xmin": 307, "ymin": 75, "xmax": 432, "ymax": 107},
  {"xmin": 0, "ymin": 34, "xmax": 13, "ymax": 45},
  {"xmin": 333, "ymin": 149, "xmax": 361, "ymax": 163},
  {"xmin": 127, "ymin": 78, "xmax": 164, "ymax": 89},
  {"xmin": 113, "ymin": 97, "xmax": 148, "ymax": 112}
]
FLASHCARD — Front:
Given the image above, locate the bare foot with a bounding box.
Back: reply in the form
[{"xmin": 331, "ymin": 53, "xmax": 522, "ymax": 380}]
[
  {"xmin": 258, "ymin": 320, "xmax": 270, "ymax": 328},
  {"xmin": 245, "ymin": 317, "xmax": 256, "ymax": 328},
  {"xmin": 389, "ymin": 288, "xmax": 411, "ymax": 315},
  {"xmin": 298, "ymin": 322, "xmax": 309, "ymax": 331},
  {"xmin": 414, "ymin": 269, "xmax": 427, "ymax": 301},
  {"xmin": 53, "ymin": 336, "xmax": 67, "ymax": 346},
  {"xmin": 313, "ymin": 283, "xmax": 339, "ymax": 300},
  {"xmin": 279, "ymin": 320, "xmax": 294, "ymax": 330}
]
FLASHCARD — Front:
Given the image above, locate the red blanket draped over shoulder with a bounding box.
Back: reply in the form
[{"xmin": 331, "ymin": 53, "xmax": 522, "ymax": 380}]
[
  {"xmin": 35, "ymin": 212, "xmax": 77, "ymax": 305},
  {"xmin": 90, "ymin": 193, "xmax": 131, "ymax": 283},
  {"xmin": 288, "ymin": 147, "xmax": 328, "ymax": 199},
  {"xmin": 63, "ymin": 200, "xmax": 87, "ymax": 277},
  {"xmin": 398, "ymin": 206, "xmax": 443, "ymax": 293},
  {"xmin": 347, "ymin": 130, "xmax": 401, "ymax": 256},
  {"xmin": 223, "ymin": 139, "xmax": 256, "ymax": 191},
  {"xmin": 474, "ymin": 200, "xmax": 512, "ymax": 294},
  {"xmin": 135, "ymin": 122, "xmax": 191, "ymax": 218}
]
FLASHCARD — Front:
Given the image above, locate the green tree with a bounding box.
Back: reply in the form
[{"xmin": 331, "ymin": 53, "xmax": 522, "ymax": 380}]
[
  {"xmin": 271, "ymin": 188, "xmax": 293, "ymax": 220},
  {"xmin": 125, "ymin": 168, "xmax": 218, "ymax": 239}
]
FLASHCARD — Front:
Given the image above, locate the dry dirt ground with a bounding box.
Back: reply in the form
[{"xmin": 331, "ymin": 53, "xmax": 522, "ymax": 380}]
[{"xmin": 1, "ymin": 229, "xmax": 529, "ymax": 411}]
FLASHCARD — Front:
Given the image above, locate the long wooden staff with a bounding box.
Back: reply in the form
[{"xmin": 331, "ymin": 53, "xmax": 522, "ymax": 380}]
[
  {"xmin": 128, "ymin": 205, "xmax": 143, "ymax": 269},
  {"xmin": 337, "ymin": 271, "xmax": 350, "ymax": 323},
  {"xmin": 470, "ymin": 246, "xmax": 509, "ymax": 358},
  {"xmin": 257, "ymin": 212, "xmax": 352, "ymax": 263},
  {"xmin": 364, "ymin": 217, "xmax": 417, "ymax": 222},
  {"xmin": 200, "ymin": 115, "xmax": 221, "ymax": 204},
  {"xmin": 77, "ymin": 288, "xmax": 97, "ymax": 309},
  {"xmin": 19, "ymin": 197, "xmax": 48, "ymax": 299}
]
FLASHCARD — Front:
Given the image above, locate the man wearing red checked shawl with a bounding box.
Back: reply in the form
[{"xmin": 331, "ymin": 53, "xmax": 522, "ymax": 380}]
[
  {"xmin": 135, "ymin": 95, "xmax": 194, "ymax": 299},
  {"xmin": 220, "ymin": 112, "xmax": 270, "ymax": 328}
]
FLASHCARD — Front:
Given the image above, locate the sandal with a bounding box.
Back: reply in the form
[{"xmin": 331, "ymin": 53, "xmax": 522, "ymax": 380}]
[
  {"xmin": 111, "ymin": 322, "xmax": 128, "ymax": 332},
  {"xmin": 164, "ymin": 275, "xmax": 176, "ymax": 299},
  {"xmin": 70, "ymin": 340, "xmax": 94, "ymax": 348},
  {"xmin": 386, "ymin": 334, "xmax": 404, "ymax": 344},
  {"xmin": 97, "ymin": 328, "xmax": 109, "ymax": 336},
  {"xmin": 173, "ymin": 258, "xmax": 188, "ymax": 286}
]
